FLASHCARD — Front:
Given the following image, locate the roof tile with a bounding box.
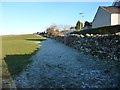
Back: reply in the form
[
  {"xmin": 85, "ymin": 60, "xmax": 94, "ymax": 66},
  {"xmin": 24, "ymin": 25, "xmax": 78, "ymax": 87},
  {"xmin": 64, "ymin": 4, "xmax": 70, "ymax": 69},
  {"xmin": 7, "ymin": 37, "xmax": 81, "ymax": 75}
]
[{"xmin": 101, "ymin": 6, "xmax": 120, "ymax": 14}]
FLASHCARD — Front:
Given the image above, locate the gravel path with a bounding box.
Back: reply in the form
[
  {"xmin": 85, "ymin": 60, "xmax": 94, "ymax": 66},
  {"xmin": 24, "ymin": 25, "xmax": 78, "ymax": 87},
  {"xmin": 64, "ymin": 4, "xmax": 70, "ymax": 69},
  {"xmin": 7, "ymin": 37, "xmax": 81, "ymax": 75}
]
[{"xmin": 14, "ymin": 38, "xmax": 120, "ymax": 88}]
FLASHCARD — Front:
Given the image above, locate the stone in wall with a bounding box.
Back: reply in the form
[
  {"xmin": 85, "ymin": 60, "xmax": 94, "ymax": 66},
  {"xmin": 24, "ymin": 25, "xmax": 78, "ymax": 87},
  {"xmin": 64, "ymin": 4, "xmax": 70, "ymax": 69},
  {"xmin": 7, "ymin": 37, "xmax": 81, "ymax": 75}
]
[{"xmin": 55, "ymin": 34, "xmax": 120, "ymax": 62}]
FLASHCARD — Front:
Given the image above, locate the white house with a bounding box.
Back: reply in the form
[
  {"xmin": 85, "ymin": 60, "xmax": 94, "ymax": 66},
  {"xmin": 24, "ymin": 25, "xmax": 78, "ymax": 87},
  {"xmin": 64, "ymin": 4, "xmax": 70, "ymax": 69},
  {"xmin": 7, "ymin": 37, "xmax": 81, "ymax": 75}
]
[{"xmin": 92, "ymin": 0, "xmax": 120, "ymax": 28}]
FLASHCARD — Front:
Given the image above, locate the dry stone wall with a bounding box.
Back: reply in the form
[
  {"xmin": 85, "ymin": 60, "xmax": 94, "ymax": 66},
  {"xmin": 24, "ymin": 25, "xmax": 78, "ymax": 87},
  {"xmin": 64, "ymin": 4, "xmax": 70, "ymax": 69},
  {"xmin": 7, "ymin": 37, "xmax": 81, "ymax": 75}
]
[{"xmin": 55, "ymin": 34, "xmax": 120, "ymax": 62}]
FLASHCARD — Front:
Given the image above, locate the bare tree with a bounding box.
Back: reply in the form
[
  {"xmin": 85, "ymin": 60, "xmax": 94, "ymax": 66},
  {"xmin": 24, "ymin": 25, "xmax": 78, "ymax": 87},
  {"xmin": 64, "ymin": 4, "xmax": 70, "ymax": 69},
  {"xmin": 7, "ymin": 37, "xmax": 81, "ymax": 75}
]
[{"xmin": 46, "ymin": 24, "xmax": 59, "ymax": 36}]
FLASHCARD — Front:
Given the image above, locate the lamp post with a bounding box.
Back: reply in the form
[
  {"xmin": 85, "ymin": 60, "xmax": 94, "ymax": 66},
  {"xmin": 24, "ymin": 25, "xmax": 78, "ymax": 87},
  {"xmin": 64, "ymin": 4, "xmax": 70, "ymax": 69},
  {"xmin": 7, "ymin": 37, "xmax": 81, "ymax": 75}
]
[{"xmin": 79, "ymin": 13, "xmax": 84, "ymax": 23}]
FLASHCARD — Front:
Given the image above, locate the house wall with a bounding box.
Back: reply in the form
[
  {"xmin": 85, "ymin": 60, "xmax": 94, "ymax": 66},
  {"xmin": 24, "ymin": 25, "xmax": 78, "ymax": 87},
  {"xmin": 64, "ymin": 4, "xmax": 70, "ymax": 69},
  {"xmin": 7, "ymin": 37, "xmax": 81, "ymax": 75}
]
[
  {"xmin": 111, "ymin": 14, "xmax": 120, "ymax": 25},
  {"xmin": 92, "ymin": 7, "xmax": 111, "ymax": 28}
]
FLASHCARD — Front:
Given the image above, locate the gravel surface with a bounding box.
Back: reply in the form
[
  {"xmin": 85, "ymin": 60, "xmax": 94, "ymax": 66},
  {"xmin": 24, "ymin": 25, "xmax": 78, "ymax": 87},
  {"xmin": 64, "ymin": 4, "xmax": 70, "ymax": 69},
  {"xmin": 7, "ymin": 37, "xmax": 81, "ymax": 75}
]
[{"xmin": 14, "ymin": 38, "xmax": 120, "ymax": 88}]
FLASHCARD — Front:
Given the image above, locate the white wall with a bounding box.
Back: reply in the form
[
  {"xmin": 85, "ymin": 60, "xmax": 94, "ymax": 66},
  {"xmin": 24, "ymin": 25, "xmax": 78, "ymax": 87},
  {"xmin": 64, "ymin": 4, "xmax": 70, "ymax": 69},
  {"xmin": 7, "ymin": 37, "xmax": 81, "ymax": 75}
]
[
  {"xmin": 111, "ymin": 14, "xmax": 120, "ymax": 25},
  {"xmin": 92, "ymin": 7, "xmax": 111, "ymax": 28}
]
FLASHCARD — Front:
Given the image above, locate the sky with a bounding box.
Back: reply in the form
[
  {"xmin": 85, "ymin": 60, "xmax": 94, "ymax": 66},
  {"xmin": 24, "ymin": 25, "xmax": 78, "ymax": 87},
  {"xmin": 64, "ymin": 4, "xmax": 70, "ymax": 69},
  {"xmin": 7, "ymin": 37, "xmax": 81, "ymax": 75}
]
[{"xmin": 1, "ymin": 2, "xmax": 113, "ymax": 35}]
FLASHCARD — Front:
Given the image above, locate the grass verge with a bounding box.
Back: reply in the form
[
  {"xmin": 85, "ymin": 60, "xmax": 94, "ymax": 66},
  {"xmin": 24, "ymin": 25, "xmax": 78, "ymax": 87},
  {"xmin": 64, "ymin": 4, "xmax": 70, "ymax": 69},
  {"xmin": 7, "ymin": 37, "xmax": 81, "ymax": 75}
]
[{"xmin": 1, "ymin": 34, "xmax": 46, "ymax": 88}]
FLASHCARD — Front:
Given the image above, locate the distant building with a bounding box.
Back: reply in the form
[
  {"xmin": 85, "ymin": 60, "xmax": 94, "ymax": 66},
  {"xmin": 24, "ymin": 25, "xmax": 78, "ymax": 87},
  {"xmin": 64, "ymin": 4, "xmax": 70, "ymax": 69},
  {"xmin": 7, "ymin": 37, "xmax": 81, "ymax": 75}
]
[
  {"xmin": 92, "ymin": 0, "xmax": 120, "ymax": 28},
  {"xmin": 83, "ymin": 21, "xmax": 92, "ymax": 30}
]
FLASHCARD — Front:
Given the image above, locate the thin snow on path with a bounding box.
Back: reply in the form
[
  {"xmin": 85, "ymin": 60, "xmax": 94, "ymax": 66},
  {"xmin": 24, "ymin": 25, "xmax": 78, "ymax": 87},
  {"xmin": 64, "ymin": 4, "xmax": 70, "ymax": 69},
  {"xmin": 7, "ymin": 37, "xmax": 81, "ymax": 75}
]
[{"xmin": 14, "ymin": 38, "xmax": 119, "ymax": 88}]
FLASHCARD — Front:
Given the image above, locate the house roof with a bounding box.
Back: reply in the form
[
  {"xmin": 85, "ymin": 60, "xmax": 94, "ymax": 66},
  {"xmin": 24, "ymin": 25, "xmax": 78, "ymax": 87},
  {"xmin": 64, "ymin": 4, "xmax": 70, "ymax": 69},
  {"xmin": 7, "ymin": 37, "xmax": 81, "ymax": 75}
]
[
  {"xmin": 112, "ymin": 0, "xmax": 120, "ymax": 6},
  {"xmin": 101, "ymin": 6, "xmax": 120, "ymax": 14}
]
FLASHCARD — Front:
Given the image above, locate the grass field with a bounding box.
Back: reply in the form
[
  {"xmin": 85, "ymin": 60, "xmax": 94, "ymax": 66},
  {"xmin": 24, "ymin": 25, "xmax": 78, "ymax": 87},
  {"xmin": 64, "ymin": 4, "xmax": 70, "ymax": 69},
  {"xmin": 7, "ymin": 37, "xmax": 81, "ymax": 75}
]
[{"xmin": 1, "ymin": 34, "xmax": 46, "ymax": 88}]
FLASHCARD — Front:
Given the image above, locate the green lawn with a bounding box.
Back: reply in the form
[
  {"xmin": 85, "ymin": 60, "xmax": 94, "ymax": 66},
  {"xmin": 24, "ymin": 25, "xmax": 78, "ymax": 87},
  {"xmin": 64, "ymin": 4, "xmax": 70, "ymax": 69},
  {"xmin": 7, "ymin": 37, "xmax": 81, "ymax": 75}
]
[{"xmin": 1, "ymin": 34, "xmax": 46, "ymax": 88}]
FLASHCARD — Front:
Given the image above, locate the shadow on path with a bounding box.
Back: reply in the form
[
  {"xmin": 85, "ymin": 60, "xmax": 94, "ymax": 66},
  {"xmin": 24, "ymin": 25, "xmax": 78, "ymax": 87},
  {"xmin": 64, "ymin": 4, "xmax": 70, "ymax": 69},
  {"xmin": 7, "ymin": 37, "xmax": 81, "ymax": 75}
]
[{"xmin": 4, "ymin": 52, "xmax": 36, "ymax": 76}]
